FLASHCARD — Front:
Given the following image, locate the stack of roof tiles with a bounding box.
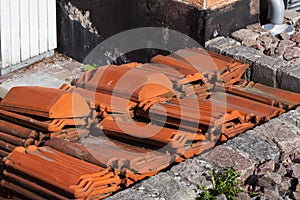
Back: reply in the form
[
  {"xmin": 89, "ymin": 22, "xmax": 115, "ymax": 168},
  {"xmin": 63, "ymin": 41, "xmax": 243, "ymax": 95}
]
[{"xmin": 0, "ymin": 48, "xmax": 300, "ymax": 199}]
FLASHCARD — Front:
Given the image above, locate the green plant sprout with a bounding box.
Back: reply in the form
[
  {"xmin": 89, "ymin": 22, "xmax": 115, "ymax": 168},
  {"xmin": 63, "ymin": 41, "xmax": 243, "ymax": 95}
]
[
  {"xmin": 196, "ymin": 167, "xmax": 243, "ymax": 200},
  {"xmin": 85, "ymin": 64, "xmax": 98, "ymax": 71}
]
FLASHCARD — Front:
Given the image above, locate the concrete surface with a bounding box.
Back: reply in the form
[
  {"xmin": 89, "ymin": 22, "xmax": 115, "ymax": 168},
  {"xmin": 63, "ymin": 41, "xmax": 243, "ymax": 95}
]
[{"xmin": 0, "ymin": 52, "xmax": 85, "ymax": 98}]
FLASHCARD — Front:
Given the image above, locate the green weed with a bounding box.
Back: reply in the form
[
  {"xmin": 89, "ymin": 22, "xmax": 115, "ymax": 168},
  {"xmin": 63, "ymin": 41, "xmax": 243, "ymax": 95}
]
[{"xmin": 196, "ymin": 167, "xmax": 243, "ymax": 200}]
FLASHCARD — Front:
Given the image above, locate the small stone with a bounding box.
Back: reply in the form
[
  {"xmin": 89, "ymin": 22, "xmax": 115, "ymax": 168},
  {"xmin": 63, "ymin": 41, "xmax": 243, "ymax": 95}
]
[
  {"xmin": 216, "ymin": 194, "xmax": 227, "ymax": 200},
  {"xmin": 251, "ymin": 43, "xmax": 265, "ymax": 52},
  {"xmin": 283, "ymin": 47, "xmax": 300, "ymax": 60},
  {"xmin": 257, "ymin": 160, "xmax": 275, "ymax": 175},
  {"xmin": 276, "ymin": 163, "xmax": 287, "ymax": 177},
  {"xmin": 236, "ymin": 192, "xmax": 251, "ymax": 200},
  {"xmin": 279, "ymin": 32, "xmax": 290, "ymax": 40},
  {"xmin": 246, "ymin": 23, "xmax": 269, "ymax": 35},
  {"xmin": 274, "ymin": 46, "xmax": 286, "ymax": 57},
  {"xmin": 291, "ymin": 58, "xmax": 300, "ymax": 66},
  {"xmin": 278, "ymin": 39, "xmax": 296, "ymax": 48},
  {"xmin": 293, "ymin": 191, "xmax": 300, "ymax": 200},
  {"xmin": 292, "ymin": 153, "xmax": 300, "ymax": 163},
  {"xmin": 263, "ymin": 48, "xmax": 275, "ymax": 56},
  {"xmin": 151, "ymin": 193, "xmax": 158, "ymax": 197},
  {"xmin": 291, "ymin": 35, "xmax": 300, "ymax": 44},
  {"xmin": 296, "ymin": 183, "xmax": 300, "ymax": 192},
  {"xmin": 242, "ymin": 39, "xmax": 258, "ymax": 47},
  {"xmin": 291, "ymin": 164, "xmax": 300, "ymax": 178},
  {"xmin": 282, "ymin": 153, "xmax": 294, "ymax": 164},
  {"xmin": 266, "ymin": 173, "xmax": 282, "ymax": 185},
  {"xmin": 279, "ymin": 177, "xmax": 292, "ymax": 195},
  {"xmin": 258, "ymin": 173, "xmax": 281, "ymax": 191},
  {"xmin": 263, "ymin": 188, "xmax": 281, "ymax": 199},
  {"xmin": 285, "ymin": 10, "xmax": 300, "ymax": 25},
  {"xmin": 231, "ymin": 29, "xmax": 260, "ymax": 42},
  {"xmin": 258, "ymin": 34, "xmax": 279, "ymax": 49}
]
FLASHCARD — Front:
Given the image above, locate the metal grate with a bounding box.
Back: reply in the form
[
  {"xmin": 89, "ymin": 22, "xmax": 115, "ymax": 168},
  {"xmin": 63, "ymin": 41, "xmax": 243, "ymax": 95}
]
[{"xmin": 287, "ymin": 0, "xmax": 300, "ymax": 10}]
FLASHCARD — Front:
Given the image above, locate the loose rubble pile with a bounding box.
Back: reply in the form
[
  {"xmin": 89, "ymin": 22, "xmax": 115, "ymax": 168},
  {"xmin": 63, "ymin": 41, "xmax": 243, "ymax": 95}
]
[
  {"xmin": 0, "ymin": 48, "xmax": 300, "ymax": 199},
  {"xmin": 230, "ymin": 10, "xmax": 300, "ymax": 65},
  {"xmin": 245, "ymin": 155, "xmax": 300, "ymax": 199}
]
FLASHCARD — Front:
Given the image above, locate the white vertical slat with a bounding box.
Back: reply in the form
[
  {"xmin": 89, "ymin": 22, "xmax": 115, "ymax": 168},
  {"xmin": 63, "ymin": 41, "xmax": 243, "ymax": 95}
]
[
  {"xmin": 10, "ymin": 0, "xmax": 21, "ymax": 65},
  {"xmin": 1, "ymin": 0, "xmax": 12, "ymax": 68},
  {"xmin": 47, "ymin": 0, "xmax": 57, "ymax": 50},
  {"xmin": 39, "ymin": 0, "xmax": 48, "ymax": 54},
  {"xmin": 29, "ymin": 0, "xmax": 39, "ymax": 57},
  {"xmin": 20, "ymin": 0, "xmax": 30, "ymax": 61}
]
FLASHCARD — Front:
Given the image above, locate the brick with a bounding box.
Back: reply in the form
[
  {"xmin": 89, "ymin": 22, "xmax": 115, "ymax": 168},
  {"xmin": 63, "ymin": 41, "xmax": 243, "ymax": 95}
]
[
  {"xmin": 201, "ymin": 145, "xmax": 254, "ymax": 180},
  {"xmin": 225, "ymin": 130, "xmax": 280, "ymax": 163},
  {"xmin": 281, "ymin": 65, "xmax": 300, "ymax": 93},
  {"xmin": 106, "ymin": 172, "xmax": 198, "ymax": 200},
  {"xmin": 205, "ymin": 37, "xmax": 241, "ymax": 55},
  {"xmin": 253, "ymin": 119, "xmax": 300, "ymax": 155}
]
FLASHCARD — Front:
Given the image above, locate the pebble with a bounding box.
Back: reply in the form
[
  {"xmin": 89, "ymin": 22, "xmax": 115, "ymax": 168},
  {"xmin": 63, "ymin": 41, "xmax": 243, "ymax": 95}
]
[
  {"xmin": 283, "ymin": 47, "xmax": 300, "ymax": 60},
  {"xmin": 291, "ymin": 164, "xmax": 300, "ymax": 178},
  {"xmin": 257, "ymin": 160, "xmax": 275, "ymax": 175},
  {"xmin": 291, "ymin": 35, "xmax": 300, "ymax": 44},
  {"xmin": 278, "ymin": 40, "xmax": 296, "ymax": 48}
]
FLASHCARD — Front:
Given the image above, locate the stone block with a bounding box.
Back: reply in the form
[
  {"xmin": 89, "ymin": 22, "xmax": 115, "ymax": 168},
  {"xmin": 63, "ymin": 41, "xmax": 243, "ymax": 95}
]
[
  {"xmin": 170, "ymin": 158, "xmax": 216, "ymax": 187},
  {"xmin": 201, "ymin": 145, "xmax": 254, "ymax": 180},
  {"xmin": 225, "ymin": 46, "xmax": 264, "ymax": 81},
  {"xmin": 278, "ymin": 110, "xmax": 300, "ymax": 130},
  {"xmin": 230, "ymin": 28, "xmax": 260, "ymax": 42},
  {"xmin": 253, "ymin": 119, "xmax": 300, "ymax": 155},
  {"xmin": 225, "ymin": 46, "xmax": 263, "ymax": 64},
  {"xmin": 204, "ymin": 36, "xmax": 225, "ymax": 48},
  {"xmin": 281, "ymin": 65, "xmax": 300, "ymax": 93},
  {"xmin": 205, "ymin": 37, "xmax": 241, "ymax": 55},
  {"xmin": 252, "ymin": 57, "xmax": 286, "ymax": 87},
  {"xmin": 246, "ymin": 23, "xmax": 268, "ymax": 35},
  {"xmin": 107, "ymin": 172, "xmax": 198, "ymax": 200},
  {"xmin": 225, "ymin": 130, "xmax": 280, "ymax": 163}
]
